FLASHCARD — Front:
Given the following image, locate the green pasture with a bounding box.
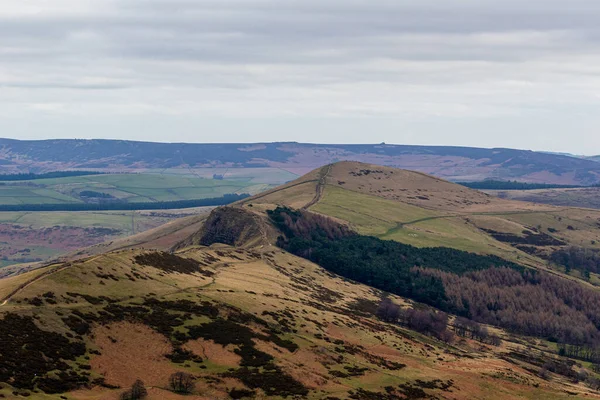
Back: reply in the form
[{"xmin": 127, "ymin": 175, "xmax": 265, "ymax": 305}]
[
  {"xmin": 0, "ymin": 173, "xmax": 272, "ymax": 206},
  {"xmin": 311, "ymin": 185, "xmax": 539, "ymax": 263},
  {"xmin": 141, "ymin": 167, "xmax": 299, "ymax": 184}
]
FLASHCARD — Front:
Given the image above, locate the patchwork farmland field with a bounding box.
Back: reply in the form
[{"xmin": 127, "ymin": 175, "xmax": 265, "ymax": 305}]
[
  {"xmin": 0, "ymin": 173, "xmax": 273, "ymax": 269},
  {"xmin": 139, "ymin": 167, "xmax": 300, "ymax": 185},
  {"xmin": 0, "ymin": 208, "xmax": 212, "ymax": 271},
  {"xmin": 0, "ymin": 173, "xmax": 272, "ymax": 205}
]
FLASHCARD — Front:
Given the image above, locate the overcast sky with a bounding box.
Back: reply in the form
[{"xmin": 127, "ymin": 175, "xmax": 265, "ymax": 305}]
[{"xmin": 1, "ymin": 1, "xmax": 600, "ymax": 154}]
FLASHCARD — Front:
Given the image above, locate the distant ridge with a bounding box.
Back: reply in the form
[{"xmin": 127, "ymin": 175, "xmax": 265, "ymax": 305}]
[{"xmin": 2, "ymin": 138, "xmax": 600, "ymax": 185}]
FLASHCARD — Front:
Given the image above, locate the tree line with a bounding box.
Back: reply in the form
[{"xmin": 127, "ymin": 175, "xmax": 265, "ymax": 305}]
[
  {"xmin": 0, "ymin": 171, "xmax": 105, "ymax": 181},
  {"xmin": 268, "ymin": 206, "xmax": 522, "ymax": 310},
  {"xmin": 79, "ymin": 190, "xmax": 115, "ymax": 199},
  {"xmin": 268, "ymin": 206, "xmax": 600, "ymax": 349},
  {"xmin": 119, "ymin": 372, "xmax": 195, "ymax": 400},
  {"xmin": 376, "ymin": 298, "xmax": 500, "ymax": 346},
  {"xmin": 456, "ymin": 180, "xmax": 582, "ymax": 190},
  {"xmin": 0, "ymin": 193, "xmax": 249, "ymax": 212},
  {"xmin": 550, "ymin": 246, "xmax": 600, "ymax": 276},
  {"xmin": 418, "ymin": 266, "xmax": 600, "ymax": 346}
]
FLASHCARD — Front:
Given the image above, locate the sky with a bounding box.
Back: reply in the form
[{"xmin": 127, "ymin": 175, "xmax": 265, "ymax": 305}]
[{"xmin": 1, "ymin": 0, "xmax": 600, "ymax": 154}]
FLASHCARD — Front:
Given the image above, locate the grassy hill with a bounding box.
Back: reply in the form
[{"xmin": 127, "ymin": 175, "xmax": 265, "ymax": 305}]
[
  {"xmin": 245, "ymin": 162, "xmax": 600, "ymax": 274},
  {"xmin": 0, "ymin": 241, "xmax": 595, "ymax": 399},
  {"xmin": 3, "ymin": 161, "xmax": 600, "ymax": 398}
]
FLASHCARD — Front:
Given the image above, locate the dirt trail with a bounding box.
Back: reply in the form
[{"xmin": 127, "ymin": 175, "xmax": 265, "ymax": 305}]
[
  {"xmin": 302, "ymin": 164, "xmax": 332, "ymax": 210},
  {"xmin": 382, "ymin": 207, "xmax": 577, "ymax": 237},
  {"xmin": 0, "ymin": 263, "xmax": 72, "ymax": 306},
  {"xmin": 251, "ymin": 213, "xmax": 271, "ymax": 247},
  {"xmin": 238, "ymin": 179, "xmax": 318, "ymax": 205}
]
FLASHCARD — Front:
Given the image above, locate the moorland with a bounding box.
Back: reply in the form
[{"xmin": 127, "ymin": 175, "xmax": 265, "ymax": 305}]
[{"xmin": 3, "ymin": 161, "xmax": 600, "ymax": 399}]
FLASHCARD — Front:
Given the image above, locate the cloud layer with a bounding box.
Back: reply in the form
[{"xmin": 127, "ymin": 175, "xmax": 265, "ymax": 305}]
[{"xmin": 1, "ymin": 0, "xmax": 600, "ymax": 153}]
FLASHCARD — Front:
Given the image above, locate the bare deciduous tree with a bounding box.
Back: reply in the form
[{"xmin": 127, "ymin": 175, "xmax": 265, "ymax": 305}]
[
  {"xmin": 376, "ymin": 298, "xmax": 400, "ymax": 322},
  {"xmin": 120, "ymin": 379, "xmax": 148, "ymax": 400},
  {"xmin": 169, "ymin": 372, "xmax": 195, "ymax": 394}
]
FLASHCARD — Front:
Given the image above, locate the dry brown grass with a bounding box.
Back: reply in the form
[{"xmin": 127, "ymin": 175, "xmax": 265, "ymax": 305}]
[
  {"xmin": 183, "ymin": 339, "xmax": 241, "ymax": 367},
  {"xmin": 1, "ymin": 243, "xmax": 597, "ymax": 399},
  {"xmin": 318, "ymin": 161, "xmax": 553, "ymax": 212},
  {"xmin": 5, "ymin": 250, "xmax": 213, "ymax": 306},
  {"xmin": 71, "ymin": 386, "xmax": 219, "ymax": 400},
  {"xmin": 90, "ymin": 322, "xmax": 176, "ymax": 388},
  {"xmin": 243, "ymin": 181, "xmax": 318, "ymax": 209}
]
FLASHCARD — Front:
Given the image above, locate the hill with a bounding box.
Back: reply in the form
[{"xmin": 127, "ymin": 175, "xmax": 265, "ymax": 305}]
[
  {"xmin": 4, "ymin": 242, "xmax": 589, "ymax": 400},
  {"xmin": 3, "ymin": 138, "xmax": 600, "ymax": 185},
  {"xmin": 243, "ymin": 162, "xmax": 600, "ymax": 267},
  {"xmin": 4, "ymin": 162, "xmax": 600, "ymax": 399}
]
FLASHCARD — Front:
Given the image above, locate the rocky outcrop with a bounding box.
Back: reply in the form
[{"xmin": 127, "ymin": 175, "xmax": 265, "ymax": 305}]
[{"xmin": 176, "ymin": 207, "xmax": 264, "ymax": 249}]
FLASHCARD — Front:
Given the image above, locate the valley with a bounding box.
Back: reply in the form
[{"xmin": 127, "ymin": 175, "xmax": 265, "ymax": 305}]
[
  {"xmin": 6, "ymin": 0, "xmax": 600, "ymax": 398},
  {"xmin": 2, "ymin": 161, "xmax": 600, "ymax": 399},
  {"xmin": 0, "ymin": 208, "xmax": 213, "ymax": 274},
  {"xmin": 0, "ymin": 172, "xmax": 268, "ymax": 269}
]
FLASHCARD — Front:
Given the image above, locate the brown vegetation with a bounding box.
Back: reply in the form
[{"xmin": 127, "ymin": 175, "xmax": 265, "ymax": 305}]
[
  {"xmin": 418, "ymin": 266, "xmax": 600, "ymax": 345},
  {"xmin": 0, "ymin": 313, "xmax": 87, "ymax": 392},
  {"xmin": 182, "ymin": 339, "xmax": 242, "ymax": 367},
  {"xmin": 90, "ymin": 322, "xmax": 176, "ymax": 388},
  {"xmin": 134, "ymin": 251, "xmax": 213, "ymax": 275}
]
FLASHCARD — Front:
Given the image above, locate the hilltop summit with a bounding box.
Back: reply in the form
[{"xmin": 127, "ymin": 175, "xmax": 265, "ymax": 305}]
[{"xmin": 244, "ymin": 161, "xmax": 550, "ymax": 213}]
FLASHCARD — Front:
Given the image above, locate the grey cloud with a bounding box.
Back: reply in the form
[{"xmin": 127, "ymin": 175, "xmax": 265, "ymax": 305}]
[
  {"xmin": 1, "ymin": 0, "xmax": 600, "ymax": 153},
  {"xmin": 2, "ymin": 1, "xmax": 599, "ymax": 65},
  {"xmin": 1, "ymin": 82, "xmax": 130, "ymax": 90}
]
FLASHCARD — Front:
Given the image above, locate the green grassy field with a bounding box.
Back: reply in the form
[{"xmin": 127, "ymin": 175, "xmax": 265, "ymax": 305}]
[
  {"xmin": 311, "ymin": 185, "xmax": 441, "ymax": 235},
  {"xmin": 0, "ymin": 173, "xmax": 272, "ymax": 205},
  {"xmin": 0, "ymin": 172, "xmax": 275, "ymax": 269},
  {"xmin": 0, "ymin": 210, "xmax": 145, "ymax": 230},
  {"xmin": 311, "ymin": 185, "xmax": 541, "ymax": 265},
  {"xmin": 142, "ymin": 167, "xmax": 299, "ymax": 184}
]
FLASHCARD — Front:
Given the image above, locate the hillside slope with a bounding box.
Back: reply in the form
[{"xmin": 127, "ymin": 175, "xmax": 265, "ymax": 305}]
[
  {"xmin": 242, "ymin": 162, "xmax": 600, "ymax": 272},
  {"xmin": 0, "ymin": 236, "xmax": 597, "ymax": 399}
]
